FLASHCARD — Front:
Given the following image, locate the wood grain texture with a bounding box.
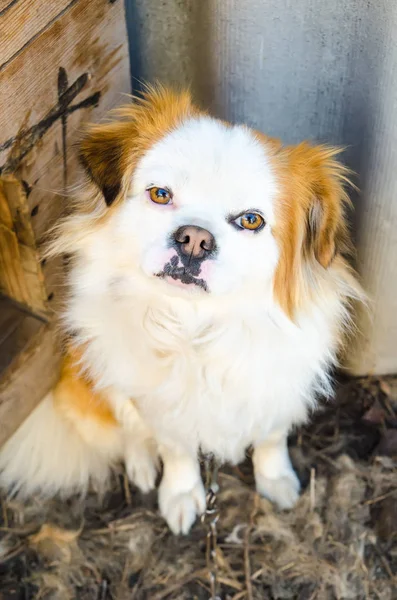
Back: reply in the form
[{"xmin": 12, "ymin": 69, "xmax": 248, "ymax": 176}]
[
  {"xmin": 0, "ymin": 182, "xmax": 13, "ymax": 229},
  {"xmin": 1, "ymin": 177, "xmax": 36, "ymax": 247},
  {"xmin": 0, "ymin": 322, "xmax": 62, "ymax": 447},
  {"xmin": 0, "ymin": 0, "xmax": 130, "ymax": 442},
  {"xmin": 0, "ymin": 176, "xmax": 47, "ymax": 314},
  {"xmin": 0, "ymin": 0, "xmax": 130, "ymax": 307},
  {"xmin": 0, "ymin": 0, "xmax": 18, "ymax": 15},
  {"xmin": 0, "ymin": 0, "xmax": 73, "ymax": 69},
  {"xmin": 0, "ymin": 223, "xmax": 31, "ymax": 304},
  {"xmin": 0, "ymin": 297, "xmax": 43, "ymax": 374}
]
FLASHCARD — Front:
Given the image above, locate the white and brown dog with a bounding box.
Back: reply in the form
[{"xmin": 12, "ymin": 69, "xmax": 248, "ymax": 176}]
[{"xmin": 0, "ymin": 86, "xmax": 363, "ymax": 534}]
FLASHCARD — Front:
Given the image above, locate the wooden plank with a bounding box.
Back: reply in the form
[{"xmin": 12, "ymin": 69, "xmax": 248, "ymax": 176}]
[
  {"xmin": 0, "ymin": 0, "xmax": 73, "ymax": 70},
  {"xmin": 0, "ymin": 298, "xmax": 24, "ymax": 346},
  {"xmin": 0, "ymin": 322, "xmax": 62, "ymax": 446},
  {"xmin": 0, "ymin": 181, "xmax": 13, "ymax": 229},
  {"xmin": 18, "ymin": 243, "xmax": 48, "ymax": 310},
  {"xmin": 0, "ymin": 297, "xmax": 42, "ymax": 374},
  {"xmin": 1, "ymin": 176, "xmax": 36, "ymax": 247},
  {"xmin": 0, "ymin": 0, "xmax": 129, "ymax": 444},
  {"xmin": 0, "ymin": 1, "xmax": 17, "ymax": 14},
  {"xmin": 0, "ymin": 0, "xmax": 130, "ymax": 305},
  {"xmin": 0, "ymin": 0, "xmax": 129, "ymax": 190},
  {"xmin": 0, "ymin": 223, "xmax": 31, "ymax": 305},
  {"xmin": 0, "ymin": 176, "xmax": 48, "ymax": 313},
  {"xmin": 0, "ymin": 0, "xmax": 130, "ymax": 446}
]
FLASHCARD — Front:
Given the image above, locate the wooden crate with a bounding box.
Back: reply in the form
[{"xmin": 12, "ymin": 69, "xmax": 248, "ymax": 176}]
[{"xmin": 0, "ymin": 0, "xmax": 131, "ymax": 445}]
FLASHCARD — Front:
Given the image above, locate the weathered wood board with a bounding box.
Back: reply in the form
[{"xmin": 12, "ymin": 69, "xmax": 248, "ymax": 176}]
[
  {"xmin": 0, "ymin": 177, "xmax": 48, "ymax": 316},
  {"xmin": 0, "ymin": 296, "xmax": 44, "ymax": 374},
  {"xmin": 1, "ymin": 0, "xmax": 131, "ymax": 304},
  {"xmin": 1, "ymin": 0, "xmax": 73, "ymax": 69},
  {"xmin": 0, "ymin": 0, "xmax": 131, "ymax": 445},
  {"xmin": 0, "ymin": 316, "xmax": 62, "ymax": 447}
]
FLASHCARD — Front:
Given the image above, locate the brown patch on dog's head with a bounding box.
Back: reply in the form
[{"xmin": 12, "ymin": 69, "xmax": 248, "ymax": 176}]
[
  {"xmin": 272, "ymin": 143, "xmax": 353, "ymax": 319},
  {"xmin": 78, "ymin": 85, "xmax": 202, "ymax": 206}
]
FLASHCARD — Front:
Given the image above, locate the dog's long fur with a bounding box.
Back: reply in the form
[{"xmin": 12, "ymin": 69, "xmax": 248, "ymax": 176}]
[{"xmin": 0, "ymin": 86, "xmax": 363, "ymax": 534}]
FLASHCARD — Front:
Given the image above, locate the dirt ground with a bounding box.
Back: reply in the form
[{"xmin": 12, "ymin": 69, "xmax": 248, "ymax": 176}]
[{"xmin": 0, "ymin": 375, "xmax": 396, "ymax": 600}]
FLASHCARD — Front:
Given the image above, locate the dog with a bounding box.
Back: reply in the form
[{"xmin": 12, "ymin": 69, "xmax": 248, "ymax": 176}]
[{"xmin": 0, "ymin": 86, "xmax": 363, "ymax": 534}]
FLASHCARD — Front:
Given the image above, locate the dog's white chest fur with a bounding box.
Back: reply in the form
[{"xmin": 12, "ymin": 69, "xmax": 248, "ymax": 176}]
[{"xmin": 73, "ymin": 287, "xmax": 337, "ymax": 464}]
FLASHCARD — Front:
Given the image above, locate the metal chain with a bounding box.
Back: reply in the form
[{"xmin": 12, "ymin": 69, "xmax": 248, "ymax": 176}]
[{"xmin": 201, "ymin": 453, "xmax": 221, "ymax": 600}]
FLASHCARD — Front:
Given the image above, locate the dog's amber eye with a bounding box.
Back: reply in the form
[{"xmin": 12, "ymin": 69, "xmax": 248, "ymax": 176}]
[
  {"xmin": 234, "ymin": 212, "xmax": 265, "ymax": 231},
  {"xmin": 148, "ymin": 187, "xmax": 173, "ymax": 205}
]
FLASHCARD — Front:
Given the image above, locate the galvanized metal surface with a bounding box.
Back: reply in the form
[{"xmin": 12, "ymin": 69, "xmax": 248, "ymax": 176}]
[{"xmin": 126, "ymin": 0, "xmax": 397, "ymax": 375}]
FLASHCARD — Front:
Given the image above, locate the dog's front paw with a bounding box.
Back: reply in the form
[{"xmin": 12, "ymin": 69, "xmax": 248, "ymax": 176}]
[
  {"xmin": 159, "ymin": 477, "xmax": 206, "ymax": 535},
  {"xmin": 255, "ymin": 468, "xmax": 301, "ymax": 510},
  {"xmin": 125, "ymin": 438, "xmax": 159, "ymax": 494}
]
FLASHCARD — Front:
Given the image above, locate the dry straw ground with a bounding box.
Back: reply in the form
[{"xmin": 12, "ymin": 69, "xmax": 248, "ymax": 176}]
[{"xmin": 1, "ymin": 376, "xmax": 396, "ymax": 599}]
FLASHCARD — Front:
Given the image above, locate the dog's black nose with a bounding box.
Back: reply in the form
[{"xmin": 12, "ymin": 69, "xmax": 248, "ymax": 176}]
[{"xmin": 173, "ymin": 225, "xmax": 215, "ymax": 259}]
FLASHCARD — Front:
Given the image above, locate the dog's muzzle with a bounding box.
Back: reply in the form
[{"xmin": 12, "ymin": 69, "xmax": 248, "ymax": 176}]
[{"xmin": 156, "ymin": 225, "xmax": 216, "ymax": 292}]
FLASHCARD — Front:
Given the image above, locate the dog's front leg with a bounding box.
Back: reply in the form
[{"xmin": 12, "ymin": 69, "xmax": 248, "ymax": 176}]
[
  {"xmin": 158, "ymin": 444, "xmax": 206, "ymax": 535},
  {"xmin": 107, "ymin": 389, "xmax": 159, "ymax": 493},
  {"xmin": 253, "ymin": 429, "xmax": 301, "ymax": 509}
]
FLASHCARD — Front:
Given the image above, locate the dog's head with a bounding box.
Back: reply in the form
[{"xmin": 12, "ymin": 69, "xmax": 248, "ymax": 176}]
[{"xmin": 76, "ymin": 85, "xmax": 352, "ymax": 319}]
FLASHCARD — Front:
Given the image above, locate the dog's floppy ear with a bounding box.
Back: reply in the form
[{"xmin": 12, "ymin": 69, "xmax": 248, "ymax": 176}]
[
  {"xmin": 78, "ymin": 86, "xmax": 199, "ymax": 206},
  {"xmin": 301, "ymin": 144, "xmax": 351, "ymax": 268},
  {"xmin": 78, "ymin": 120, "xmax": 134, "ymax": 206},
  {"xmin": 273, "ymin": 143, "xmax": 352, "ymax": 319}
]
